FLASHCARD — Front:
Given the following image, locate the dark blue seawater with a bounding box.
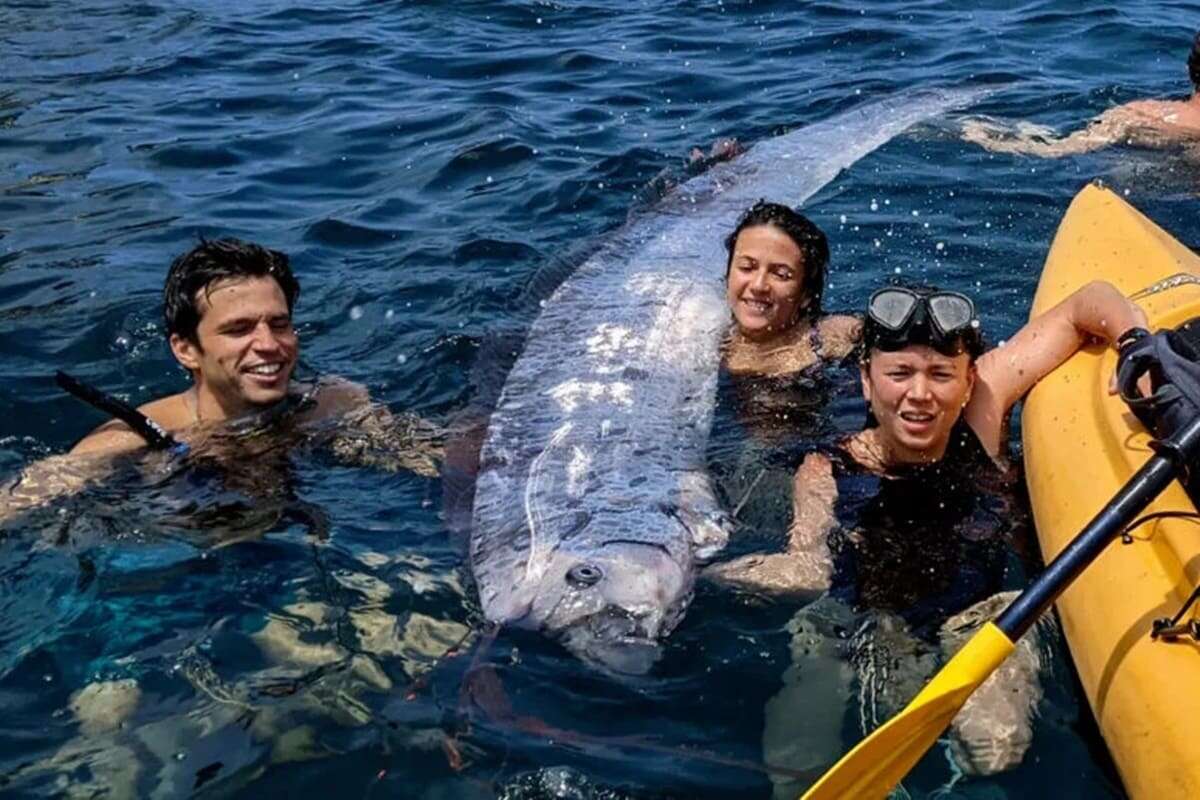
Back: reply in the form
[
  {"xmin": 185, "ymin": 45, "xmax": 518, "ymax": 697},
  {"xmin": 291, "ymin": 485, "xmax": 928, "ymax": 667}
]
[{"xmin": 3, "ymin": 1, "xmax": 1199, "ymax": 797}]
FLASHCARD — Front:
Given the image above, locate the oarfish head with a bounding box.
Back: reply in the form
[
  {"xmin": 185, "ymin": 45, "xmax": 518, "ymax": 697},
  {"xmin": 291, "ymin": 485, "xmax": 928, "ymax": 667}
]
[{"xmin": 520, "ymin": 532, "xmax": 694, "ymax": 676}]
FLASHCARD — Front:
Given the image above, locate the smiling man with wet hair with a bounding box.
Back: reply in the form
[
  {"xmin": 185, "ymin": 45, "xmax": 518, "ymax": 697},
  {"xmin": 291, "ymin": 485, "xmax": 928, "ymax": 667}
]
[
  {"xmin": 73, "ymin": 237, "xmax": 329, "ymax": 453},
  {"xmin": 0, "ymin": 238, "xmax": 440, "ymax": 524}
]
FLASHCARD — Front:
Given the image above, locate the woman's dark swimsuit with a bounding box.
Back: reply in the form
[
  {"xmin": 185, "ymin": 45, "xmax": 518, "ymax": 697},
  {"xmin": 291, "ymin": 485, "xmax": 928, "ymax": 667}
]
[
  {"xmin": 711, "ymin": 325, "xmax": 846, "ymax": 551},
  {"xmin": 720, "ymin": 325, "xmax": 840, "ymax": 452},
  {"xmin": 825, "ymin": 419, "xmax": 1031, "ymax": 640}
]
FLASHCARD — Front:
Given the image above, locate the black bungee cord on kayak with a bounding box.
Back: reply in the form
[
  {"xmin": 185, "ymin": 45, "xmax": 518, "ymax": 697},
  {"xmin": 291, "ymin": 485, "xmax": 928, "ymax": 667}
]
[
  {"xmin": 1150, "ymin": 584, "xmax": 1200, "ymax": 642},
  {"xmin": 55, "ymin": 371, "xmax": 190, "ymax": 457}
]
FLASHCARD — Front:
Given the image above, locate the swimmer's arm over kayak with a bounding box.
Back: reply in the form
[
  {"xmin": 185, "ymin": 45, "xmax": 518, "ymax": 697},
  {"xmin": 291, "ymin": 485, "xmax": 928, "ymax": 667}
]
[
  {"xmin": 702, "ymin": 452, "xmax": 837, "ymax": 596},
  {"xmin": 967, "ymin": 280, "xmax": 1147, "ymax": 457}
]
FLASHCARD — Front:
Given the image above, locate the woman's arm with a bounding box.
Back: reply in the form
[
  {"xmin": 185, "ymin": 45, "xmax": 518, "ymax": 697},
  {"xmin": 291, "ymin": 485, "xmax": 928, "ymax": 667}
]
[
  {"xmin": 702, "ymin": 452, "xmax": 838, "ymax": 596},
  {"xmin": 967, "ymin": 280, "xmax": 1147, "ymax": 455}
]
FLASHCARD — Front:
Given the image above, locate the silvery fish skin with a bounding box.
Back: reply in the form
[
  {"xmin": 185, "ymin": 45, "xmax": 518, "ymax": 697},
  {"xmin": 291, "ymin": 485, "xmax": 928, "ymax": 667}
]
[{"xmin": 470, "ymin": 88, "xmax": 989, "ymax": 674}]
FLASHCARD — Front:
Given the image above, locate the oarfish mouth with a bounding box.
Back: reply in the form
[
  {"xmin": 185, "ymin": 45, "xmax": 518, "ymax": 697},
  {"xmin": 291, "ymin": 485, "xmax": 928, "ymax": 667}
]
[
  {"xmin": 559, "ymin": 606, "xmax": 674, "ymax": 676},
  {"xmin": 589, "ymin": 606, "xmax": 654, "ymax": 641},
  {"xmin": 566, "ymin": 630, "xmax": 662, "ymax": 676}
]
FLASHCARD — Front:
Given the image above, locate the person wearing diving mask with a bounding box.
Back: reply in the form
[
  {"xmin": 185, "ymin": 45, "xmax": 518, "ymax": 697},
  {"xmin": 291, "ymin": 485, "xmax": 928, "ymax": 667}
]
[{"xmin": 705, "ymin": 279, "xmax": 1146, "ymax": 795}]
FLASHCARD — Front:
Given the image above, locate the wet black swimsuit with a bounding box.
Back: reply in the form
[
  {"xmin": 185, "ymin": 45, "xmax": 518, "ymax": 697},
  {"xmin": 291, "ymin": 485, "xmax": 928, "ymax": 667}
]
[
  {"xmin": 710, "ymin": 326, "xmax": 844, "ymax": 550},
  {"xmin": 720, "ymin": 325, "xmax": 837, "ymax": 452},
  {"xmin": 825, "ymin": 419, "xmax": 1026, "ymax": 639}
]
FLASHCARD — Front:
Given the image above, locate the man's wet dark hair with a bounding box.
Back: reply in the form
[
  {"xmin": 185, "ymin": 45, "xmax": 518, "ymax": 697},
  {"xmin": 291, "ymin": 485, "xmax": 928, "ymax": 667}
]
[
  {"xmin": 862, "ymin": 283, "xmax": 986, "ymax": 361},
  {"xmin": 163, "ymin": 238, "xmax": 299, "ymax": 344},
  {"xmin": 724, "ymin": 200, "xmax": 829, "ymax": 321},
  {"xmin": 1189, "ymin": 31, "xmax": 1200, "ymax": 90}
]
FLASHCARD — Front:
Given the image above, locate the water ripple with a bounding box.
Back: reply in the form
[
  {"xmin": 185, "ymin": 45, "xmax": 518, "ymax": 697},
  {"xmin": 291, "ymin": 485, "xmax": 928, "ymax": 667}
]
[{"xmin": 0, "ymin": 0, "xmax": 1188, "ymax": 796}]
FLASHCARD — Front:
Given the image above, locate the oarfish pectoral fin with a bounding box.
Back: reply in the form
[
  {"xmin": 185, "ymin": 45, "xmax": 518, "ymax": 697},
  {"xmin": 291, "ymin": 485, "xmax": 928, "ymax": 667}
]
[
  {"xmin": 668, "ymin": 503, "xmax": 732, "ymax": 562},
  {"xmin": 674, "ymin": 471, "xmax": 733, "ymax": 560}
]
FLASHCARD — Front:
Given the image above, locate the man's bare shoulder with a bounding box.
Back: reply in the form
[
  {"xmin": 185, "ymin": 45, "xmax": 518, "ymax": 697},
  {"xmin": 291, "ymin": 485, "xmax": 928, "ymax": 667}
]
[
  {"xmin": 70, "ymin": 391, "xmax": 190, "ymax": 455},
  {"xmin": 70, "ymin": 421, "xmax": 145, "ymax": 455}
]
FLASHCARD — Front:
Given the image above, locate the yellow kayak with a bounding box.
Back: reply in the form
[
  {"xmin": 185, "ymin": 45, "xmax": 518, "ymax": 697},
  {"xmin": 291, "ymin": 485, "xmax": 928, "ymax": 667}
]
[{"xmin": 1025, "ymin": 183, "xmax": 1200, "ymax": 799}]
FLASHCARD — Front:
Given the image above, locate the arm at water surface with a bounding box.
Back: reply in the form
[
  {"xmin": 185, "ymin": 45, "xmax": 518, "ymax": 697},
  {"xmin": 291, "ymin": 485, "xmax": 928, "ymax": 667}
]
[
  {"xmin": 0, "ymin": 399, "xmax": 168, "ymax": 524},
  {"xmin": 0, "ymin": 378, "xmax": 443, "ymax": 526},
  {"xmin": 702, "ymin": 452, "xmax": 837, "ymax": 597},
  {"xmin": 960, "ymin": 103, "xmax": 1189, "ymax": 158},
  {"xmin": 0, "ymin": 448, "xmax": 132, "ymax": 528},
  {"xmin": 322, "ymin": 379, "xmax": 443, "ymax": 478}
]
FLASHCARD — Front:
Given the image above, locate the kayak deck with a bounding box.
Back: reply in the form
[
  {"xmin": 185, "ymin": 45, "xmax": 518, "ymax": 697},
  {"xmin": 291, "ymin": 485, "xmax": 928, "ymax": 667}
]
[{"xmin": 1024, "ymin": 183, "xmax": 1200, "ymax": 799}]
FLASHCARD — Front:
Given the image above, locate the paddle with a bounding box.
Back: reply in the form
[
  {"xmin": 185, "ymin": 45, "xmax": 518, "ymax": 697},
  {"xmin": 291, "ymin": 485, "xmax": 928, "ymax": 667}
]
[{"xmin": 801, "ymin": 412, "xmax": 1200, "ymax": 800}]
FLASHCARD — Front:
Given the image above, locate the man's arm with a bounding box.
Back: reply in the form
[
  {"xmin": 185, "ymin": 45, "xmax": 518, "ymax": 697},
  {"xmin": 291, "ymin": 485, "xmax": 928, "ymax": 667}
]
[
  {"xmin": 316, "ymin": 379, "xmax": 443, "ymax": 478},
  {"xmin": 2, "ymin": 398, "xmax": 171, "ymax": 523},
  {"xmin": 960, "ymin": 107, "xmax": 1145, "ymax": 158},
  {"xmin": 968, "ymin": 280, "xmax": 1147, "ymax": 455},
  {"xmin": 702, "ymin": 452, "xmax": 838, "ymax": 597},
  {"xmin": 71, "ymin": 420, "xmax": 152, "ymax": 455},
  {"xmin": 0, "ymin": 452, "xmax": 109, "ymax": 526}
]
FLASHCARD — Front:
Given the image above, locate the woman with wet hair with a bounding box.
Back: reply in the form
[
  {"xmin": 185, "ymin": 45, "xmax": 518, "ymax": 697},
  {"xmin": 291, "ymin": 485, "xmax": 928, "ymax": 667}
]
[
  {"xmin": 722, "ymin": 200, "xmax": 861, "ymax": 377},
  {"xmin": 712, "ymin": 201, "xmax": 863, "ymax": 547}
]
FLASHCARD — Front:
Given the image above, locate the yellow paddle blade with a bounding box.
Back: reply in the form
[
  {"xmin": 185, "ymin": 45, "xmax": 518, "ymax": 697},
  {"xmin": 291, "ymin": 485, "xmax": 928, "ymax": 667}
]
[{"xmin": 800, "ymin": 622, "xmax": 1016, "ymax": 800}]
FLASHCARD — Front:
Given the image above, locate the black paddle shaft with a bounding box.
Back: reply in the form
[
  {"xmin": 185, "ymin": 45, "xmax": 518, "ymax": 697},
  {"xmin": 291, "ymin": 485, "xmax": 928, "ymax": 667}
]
[{"xmin": 997, "ymin": 414, "xmax": 1200, "ymax": 641}]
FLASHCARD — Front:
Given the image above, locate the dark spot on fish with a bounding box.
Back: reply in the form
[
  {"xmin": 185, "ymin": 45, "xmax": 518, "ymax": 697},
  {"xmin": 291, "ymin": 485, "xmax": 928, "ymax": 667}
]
[
  {"xmin": 561, "ymin": 511, "xmax": 591, "ymax": 539},
  {"xmin": 660, "ymin": 503, "xmax": 694, "ymax": 537},
  {"xmin": 622, "ymin": 366, "xmax": 651, "ymax": 381},
  {"xmin": 479, "ymin": 453, "xmax": 509, "ymax": 470},
  {"xmin": 629, "ymin": 476, "xmax": 647, "ymax": 487}
]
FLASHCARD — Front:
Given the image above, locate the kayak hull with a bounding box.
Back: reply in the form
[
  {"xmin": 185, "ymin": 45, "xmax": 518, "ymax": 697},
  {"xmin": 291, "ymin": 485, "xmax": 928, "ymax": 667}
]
[{"xmin": 1024, "ymin": 183, "xmax": 1200, "ymax": 799}]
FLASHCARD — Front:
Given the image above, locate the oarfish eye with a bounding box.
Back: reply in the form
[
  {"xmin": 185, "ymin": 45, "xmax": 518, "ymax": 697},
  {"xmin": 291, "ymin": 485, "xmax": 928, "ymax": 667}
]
[{"xmin": 566, "ymin": 563, "xmax": 604, "ymax": 588}]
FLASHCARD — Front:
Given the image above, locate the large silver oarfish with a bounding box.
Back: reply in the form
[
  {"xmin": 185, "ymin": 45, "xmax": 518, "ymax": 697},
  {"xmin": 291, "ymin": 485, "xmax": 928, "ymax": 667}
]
[{"xmin": 470, "ymin": 88, "xmax": 987, "ymax": 674}]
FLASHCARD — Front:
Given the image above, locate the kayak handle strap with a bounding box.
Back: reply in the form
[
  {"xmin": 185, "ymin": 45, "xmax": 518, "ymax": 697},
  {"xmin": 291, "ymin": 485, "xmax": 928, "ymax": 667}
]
[
  {"xmin": 1151, "ymin": 583, "xmax": 1200, "ymax": 641},
  {"xmin": 55, "ymin": 371, "xmax": 189, "ymax": 456}
]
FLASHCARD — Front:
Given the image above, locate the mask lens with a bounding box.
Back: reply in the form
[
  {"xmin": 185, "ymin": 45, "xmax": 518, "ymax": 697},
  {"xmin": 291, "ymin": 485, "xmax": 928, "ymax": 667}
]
[
  {"xmin": 868, "ymin": 290, "xmax": 918, "ymax": 330},
  {"xmin": 927, "ymin": 294, "xmax": 975, "ymax": 334}
]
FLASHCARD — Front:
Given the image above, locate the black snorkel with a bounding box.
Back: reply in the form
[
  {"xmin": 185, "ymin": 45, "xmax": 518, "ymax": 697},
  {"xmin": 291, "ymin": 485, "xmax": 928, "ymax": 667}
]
[{"xmin": 55, "ymin": 371, "xmax": 190, "ymax": 457}]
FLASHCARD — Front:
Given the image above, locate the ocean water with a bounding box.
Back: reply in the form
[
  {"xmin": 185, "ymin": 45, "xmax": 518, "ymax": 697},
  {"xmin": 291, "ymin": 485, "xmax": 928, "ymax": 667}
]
[{"xmin": 2, "ymin": 1, "xmax": 1198, "ymax": 797}]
